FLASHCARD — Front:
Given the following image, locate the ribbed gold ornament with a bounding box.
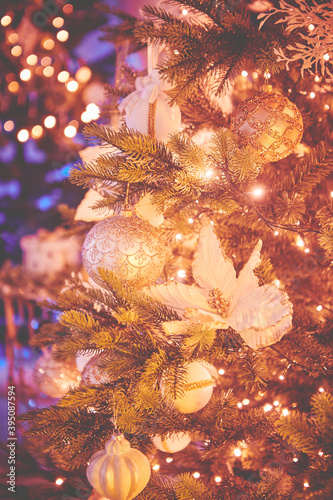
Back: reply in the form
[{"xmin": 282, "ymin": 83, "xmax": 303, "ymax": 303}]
[
  {"xmin": 232, "ymin": 86, "xmax": 303, "ymax": 163},
  {"xmin": 82, "ymin": 211, "xmax": 166, "ymax": 288}
]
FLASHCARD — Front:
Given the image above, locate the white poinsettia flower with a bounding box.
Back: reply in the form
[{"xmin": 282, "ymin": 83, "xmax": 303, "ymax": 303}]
[{"xmin": 146, "ymin": 225, "xmax": 293, "ymax": 350}]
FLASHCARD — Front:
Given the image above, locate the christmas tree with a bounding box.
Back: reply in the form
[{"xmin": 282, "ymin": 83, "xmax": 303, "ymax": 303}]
[{"xmin": 11, "ymin": 1, "xmax": 333, "ymax": 499}]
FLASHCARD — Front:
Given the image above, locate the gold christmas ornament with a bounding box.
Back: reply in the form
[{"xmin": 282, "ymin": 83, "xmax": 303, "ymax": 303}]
[
  {"xmin": 82, "ymin": 211, "xmax": 166, "ymax": 288},
  {"xmin": 232, "ymin": 86, "xmax": 303, "ymax": 163},
  {"xmin": 161, "ymin": 361, "xmax": 214, "ymax": 414},
  {"xmin": 86, "ymin": 434, "xmax": 151, "ymax": 500},
  {"xmin": 152, "ymin": 432, "xmax": 191, "ymax": 453},
  {"xmin": 34, "ymin": 349, "xmax": 81, "ymax": 398}
]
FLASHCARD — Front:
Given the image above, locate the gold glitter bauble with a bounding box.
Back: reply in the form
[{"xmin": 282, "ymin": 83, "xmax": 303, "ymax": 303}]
[
  {"xmin": 232, "ymin": 87, "xmax": 303, "ymax": 163},
  {"xmin": 34, "ymin": 350, "xmax": 81, "ymax": 398},
  {"xmin": 82, "ymin": 212, "xmax": 166, "ymax": 288}
]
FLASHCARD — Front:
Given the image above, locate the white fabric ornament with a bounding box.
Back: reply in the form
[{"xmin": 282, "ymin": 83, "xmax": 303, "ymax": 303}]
[
  {"xmin": 146, "ymin": 225, "xmax": 293, "ymax": 350},
  {"xmin": 119, "ymin": 69, "xmax": 181, "ymax": 142},
  {"xmin": 86, "ymin": 434, "xmax": 151, "ymax": 500},
  {"xmin": 161, "ymin": 361, "xmax": 214, "ymax": 414},
  {"xmin": 153, "ymin": 432, "xmax": 191, "ymax": 453}
]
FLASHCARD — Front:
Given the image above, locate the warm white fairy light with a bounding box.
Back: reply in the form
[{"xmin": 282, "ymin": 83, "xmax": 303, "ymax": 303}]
[
  {"xmin": 279, "ymin": 375, "xmax": 285, "ymax": 380},
  {"xmin": 237, "ymin": 402, "xmax": 243, "ymax": 408},
  {"xmin": 174, "ymin": 49, "xmax": 180, "ymax": 55},
  {"xmin": 252, "ymin": 71, "xmax": 259, "ymax": 79},
  {"xmin": 325, "ymin": 104, "xmax": 330, "ymax": 110},
  {"xmin": 8, "ymin": 81, "xmax": 19, "ymax": 93},
  {"xmin": 318, "ymin": 451, "xmax": 324, "ymax": 456},
  {"xmin": 215, "ymin": 476, "xmax": 222, "ymax": 483},
  {"xmin": 314, "ymin": 75, "xmax": 320, "ymax": 82},
  {"xmin": 67, "ymin": 80, "xmax": 79, "ymax": 92},
  {"xmin": 166, "ymin": 457, "xmax": 173, "ymax": 463},
  {"xmin": 44, "ymin": 116, "xmax": 56, "ymax": 129},
  {"xmin": 53, "ymin": 17, "xmax": 64, "ymax": 28},
  {"xmin": 11, "ymin": 45, "xmax": 22, "ymax": 57},
  {"xmin": 55, "ymin": 478, "xmax": 64, "ymax": 485},
  {"xmin": 27, "ymin": 54, "xmax": 38, "ymax": 65},
  {"xmin": 43, "ymin": 39, "xmax": 55, "ymax": 50},
  {"xmin": 86, "ymin": 103, "xmax": 100, "ymax": 119},
  {"xmin": 233, "ymin": 448, "xmax": 242, "ymax": 457},
  {"xmin": 282, "ymin": 408, "xmax": 289, "ymax": 416},
  {"xmin": 193, "ymin": 472, "xmax": 200, "ymax": 478},
  {"xmin": 331, "ymin": 191, "xmax": 333, "ymax": 197},
  {"xmin": 274, "ymin": 230, "xmax": 279, "ymax": 236},
  {"xmin": 316, "ymin": 305, "xmax": 323, "ymax": 311},
  {"xmin": 4, "ymin": 121, "xmax": 14, "ymax": 132},
  {"xmin": 274, "ymin": 280, "xmax": 280, "ymax": 288},
  {"xmin": 17, "ymin": 129, "xmax": 29, "ymax": 142},
  {"xmin": 1, "ymin": 15, "xmax": 12, "ymax": 26},
  {"xmin": 324, "ymin": 53, "xmax": 330, "ymax": 61},
  {"xmin": 81, "ymin": 112, "xmax": 92, "ymax": 123},
  {"xmin": 176, "ymin": 233, "xmax": 182, "ymax": 241},
  {"xmin": 293, "ymin": 457, "xmax": 298, "ymax": 462},
  {"xmin": 205, "ymin": 169, "xmax": 213, "ymax": 178},
  {"xmin": 64, "ymin": 125, "xmax": 77, "ymax": 138},
  {"xmin": 58, "ymin": 70, "xmax": 70, "ymax": 83},
  {"xmin": 241, "ymin": 70, "xmax": 248, "ymax": 77},
  {"xmin": 41, "ymin": 56, "xmax": 52, "ymax": 66},
  {"xmin": 304, "ymin": 481, "xmax": 309, "ymax": 488},
  {"xmin": 304, "ymin": 248, "xmax": 310, "ymax": 253},
  {"xmin": 264, "ymin": 71, "xmax": 271, "ymax": 79},
  {"xmin": 43, "ymin": 66, "xmax": 54, "ymax": 77},
  {"xmin": 152, "ymin": 464, "xmax": 160, "ymax": 471},
  {"xmin": 308, "ymin": 24, "xmax": 315, "ymax": 31},
  {"xmin": 264, "ymin": 404, "xmax": 273, "ymax": 412},
  {"xmin": 182, "ymin": 8, "xmax": 188, "ymax": 15},
  {"xmin": 31, "ymin": 125, "xmax": 43, "ymax": 139},
  {"xmin": 218, "ymin": 368, "xmax": 225, "ymax": 375},
  {"xmin": 318, "ymin": 387, "xmax": 324, "ymax": 393},
  {"xmin": 8, "ymin": 33, "xmax": 19, "ymax": 44},
  {"xmin": 242, "ymin": 399, "xmax": 250, "ymax": 406},
  {"xmin": 296, "ymin": 236, "xmax": 304, "ymax": 247},
  {"xmin": 251, "ymin": 187, "xmax": 264, "ymax": 198},
  {"xmin": 177, "ymin": 270, "xmax": 186, "ymax": 278},
  {"xmin": 76, "ymin": 66, "xmax": 92, "ymax": 83},
  {"xmin": 57, "ymin": 30, "xmax": 69, "ymax": 42},
  {"xmin": 309, "ymin": 92, "xmax": 315, "ymax": 99},
  {"xmin": 188, "ymin": 218, "xmax": 194, "ymax": 224},
  {"xmin": 273, "ymin": 400, "xmax": 280, "ymax": 407}
]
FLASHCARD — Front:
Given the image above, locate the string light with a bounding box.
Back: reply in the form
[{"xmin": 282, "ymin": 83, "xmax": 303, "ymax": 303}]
[
  {"xmin": 241, "ymin": 70, "xmax": 248, "ymax": 77},
  {"xmin": 63, "ymin": 4, "xmax": 74, "ymax": 14},
  {"xmin": 27, "ymin": 54, "xmax": 38, "ymax": 65},
  {"xmin": 318, "ymin": 451, "xmax": 324, "ymax": 456},
  {"xmin": 251, "ymin": 187, "xmax": 265, "ymax": 198},
  {"xmin": 314, "ymin": 75, "xmax": 320, "ymax": 82},
  {"xmin": 44, "ymin": 116, "xmax": 56, "ymax": 129},
  {"xmin": 293, "ymin": 457, "xmax": 298, "ymax": 462},
  {"xmin": 43, "ymin": 39, "xmax": 55, "ymax": 50},
  {"xmin": 274, "ymin": 230, "xmax": 279, "ymax": 236},
  {"xmin": 166, "ymin": 457, "xmax": 173, "ymax": 463},
  {"xmin": 43, "ymin": 66, "xmax": 54, "ymax": 77},
  {"xmin": 193, "ymin": 472, "xmax": 200, "ymax": 478},
  {"xmin": 188, "ymin": 218, "xmax": 194, "ymax": 224},
  {"xmin": 304, "ymin": 248, "xmax": 310, "ymax": 253},
  {"xmin": 53, "ymin": 17, "xmax": 64, "ymax": 28},
  {"xmin": 17, "ymin": 129, "xmax": 29, "ymax": 142},
  {"xmin": 279, "ymin": 375, "xmax": 285, "ymax": 380},
  {"xmin": 57, "ymin": 30, "xmax": 69, "ymax": 42},
  {"xmin": 182, "ymin": 8, "xmax": 188, "ymax": 15},
  {"xmin": 296, "ymin": 236, "xmax": 304, "ymax": 247},
  {"xmin": 4, "ymin": 121, "xmax": 15, "ymax": 132},
  {"xmin": 11, "ymin": 45, "xmax": 22, "ymax": 57},
  {"xmin": 176, "ymin": 233, "xmax": 182, "ymax": 241},
  {"xmin": 309, "ymin": 92, "xmax": 315, "ymax": 99},
  {"xmin": 237, "ymin": 402, "xmax": 243, "ymax": 408},
  {"xmin": 8, "ymin": 81, "xmax": 19, "ymax": 93},
  {"xmin": 35, "ymin": 66, "xmax": 44, "ymax": 76},
  {"xmin": 41, "ymin": 56, "xmax": 52, "ymax": 66},
  {"xmin": 264, "ymin": 404, "xmax": 273, "ymax": 412},
  {"xmin": 8, "ymin": 33, "xmax": 19, "ymax": 44},
  {"xmin": 31, "ymin": 125, "xmax": 43, "ymax": 139},
  {"xmin": 215, "ymin": 476, "xmax": 222, "ymax": 483},
  {"xmin": 304, "ymin": 481, "xmax": 309, "ymax": 488},
  {"xmin": 55, "ymin": 478, "xmax": 64, "ymax": 486},
  {"xmin": 66, "ymin": 80, "xmax": 79, "ymax": 92},
  {"xmin": 242, "ymin": 399, "xmax": 250, "ymax": 406},
  {"xmin": 252, "ymin": 71, "xmax": 259, "ymax": 79},
  {"xmin": 324, "ymin": 104, "xmax": 330, "ymax": 110},
  {"xmin": 318, "ymin": 387, "xmax": 324, "ymax": 393},
  {"xmin": 20, "ymin": 69, "xmax": 31, "ymax": 81},
  {"xmin": 273, "ymin": 401, "xmax": 280, "ymax": 407},
  {"xmin": 64, "ymin": 125, "xmax": 77, "ymax": 138},
  {"xmin": 1, "ymin": 15, "xmax": 12, "ymax": 26},
  {"xmin": 152, "ymin": 464, "xmax": 160, "ymax": 471},
  {"xmin": 218, "ymin": 368, "xmax": 225, "ymax": 375},
  {"xmin": 58, "ymin": 71, "xmax": 70, "ymax": 83},
  {"xmin": 316, "ymin": 305, "xmax": 323, "ymax": 311},
  {"xmin": 75, "ymin": 66, "xmax": 92, "ymax": 83},
  {"xmin": 308, "ymin": 24, "xmax": 315, "ymax": 31},
  {"xmin": 177, "ymin": 270, "xmax": 186, "ymax": 278},
  {"xmin": 233, "ymin": 448, "xmax": 241, "ymax": 457},
  {"xmin": 282, "ymin": 408, "xmax": 289, "ymax": 416},
  {"xmin": 324, "ymin": 53, "xmax": 330, "ymax": 61},
  {"xmin": 86, "ymin": 103, "xmax": 100, "ymax": 119}
]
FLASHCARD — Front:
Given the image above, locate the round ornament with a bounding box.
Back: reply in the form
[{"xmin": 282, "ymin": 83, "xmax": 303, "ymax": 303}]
[
  {"xmin": 82, "ymin": 211, "xmax": 166, "ymax": 288},
  {"xmin": 82, "ymin": 357, "xmax": 111, "ymax": 385},
  {"xmin": 34, "ymin": 350, "xmax": 81, "ymax": 398},
  {"xmin": 119, "ymin": 69, "xmax": 181, "ymax": 142},
  {"xmin": 76, "ymin": 352, "xmax": 95, "ymax": 372},
  {"xmin": 86, "ymin": 434, "xmax": 151, "ymax": 500},
  {"xmin": 153, "ymin": 432, "xmax": 191, "ymax": 453},
  {"xmin": 232, "ymin": 86, "xmax": 303, "ymax": 163},
  {"xmin": 162, "ymin": 361, "xmax": 214, "ymax": 414}
]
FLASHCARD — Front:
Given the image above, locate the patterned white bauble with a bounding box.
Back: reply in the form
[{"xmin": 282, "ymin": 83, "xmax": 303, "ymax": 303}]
[
  {"xmin": 153, "ymin": 432, "xmax": 191, "ymax": 453},
  {"xmin": 82, "ymin": 211, "xmax": 166, "ymax": 288},
  {"xmin": 119, "ymin": 69, "xmax": 181, "ymax": 142},
  {"xmin": 86, "ymin": 434, "xmax": 151, "ymax": 500},
  {"xmin": 162, "ymin": 361, "xmax": 214, "ymax": 414}
]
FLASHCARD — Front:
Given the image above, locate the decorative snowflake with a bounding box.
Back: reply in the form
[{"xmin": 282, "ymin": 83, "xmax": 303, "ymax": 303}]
[
  {"xmin": 259, "ymin": 0, "xmax": 333, "ymax": 78},
  {"xmin": 146, "ymin": 225, "xmax": 293, "ymax": 350}
]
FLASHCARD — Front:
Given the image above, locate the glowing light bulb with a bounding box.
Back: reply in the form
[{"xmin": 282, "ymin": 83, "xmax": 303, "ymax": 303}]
[
  {"xmin": 57, "ymin": 30, "xmax": 69, "ymax": 42},
  {"xmin": 293, "ymin": 457, "xmax": 298, "ymax": 462},
  {"xmin": 20, "ymin": 69, "xmax": 31, "ymax": 81},
  {"xmin": 31, "ymin": 125, "xmax": 43, "ymax": 138},
  {"xmin": 234, "ymin": 448, "xmax": 241, "ymax": 457},
  {"xmin": 55, "ymin": 478, "xmax": 64, "ymax": 486},
  {"xmin": 58, "ymin": 71, "xmax": 70, "ymax": 83},
  {"xmin": 274, "ymin": 230, "xmax": 279, "ymax": 236},
  {"xmin": 64, "ymin": 125, "xmax": 77, "ymax": 138},
  {"xmin": 318, "ymin": 387, "xmax": 324, "ymax": 393},
  {"xmin": 242, "ymin": 399, "xmax": 250, "ymax": 406},
  {"xmin": 41, "ymin": 56, "xmax": 52, "ymax": 66},
  {"xmin": 318, "ymin": 451, "xmax": 323, "ymax": 456},
  {"xmin": 8, "ymin": 81, "xmax": 19, "ymax": 93},
  {"xmin": 43, "ymin": 66, "xmax": 54, "ymax": 77},
  {"xmin": 176, "ymin": 233, "xmax": 182, "ymax": 241},
  {"xmin": 81, "ymin": 111, "xmax": 92, "ymax": 123},
  {"xmin": 324, "ymin": 104, "xmax": 330, "ymax": 110},
  {"xmin": 215, "ymin": 476, "xmax": 222, "ymax": 483},
  {"xmin": 166, "ymin": 457, "xmax": 173, "ymax": 463},
  {"xmin": 282, "ymin": 408, "xmax": 289, "ymax": 416},
  {"xmin": 152, "ymin": 464, "xmax": 160, "ymax": 471},
  {"xmin": 308, "ymin": 24, "xmax": 314, "ymax": 31},
  {"xmin": 8, "ymin": 33, "xmax": 19, "ymax": 44},
  {"xmin": 76, "ymin": 66, "xmax": 92, "ymax": 83},
  {"xmin": 237, "ymin": 402, "xmax": 243, "ymax": 408},
  {"xmin": 296, "ymin": 236, "xmax": 304, "ymax": 247},
  {"xmin": 17, "ymin": 129, "xmax": 29, "ymax": 142},
  {"xmin": 241, "ymin": 70, "xmax": 248, "ymax": 77},
  {"xmin": 273, "ymin": 401, "xmax": 279, "ymax": 407},
  {"xmin": 63, "ymin": 4, "xmax": 74, "ymax": 14},
  {"xmin": 177, "ymin": 270, "xmax": 186, "ymax": 278},
  {"xmin": 218, "ymin": 368, "xmax": 225, "ymax": 375},
  {"xmin": 86, "ymin": 103, "xmax": 100, "ymax": 119},
  {"xmin": 252, "ymin": 71, "xmax": 259, "ymax": 79},
  {"xmin": 251, "ymin": 187, "xmax": 264, "ymax": 198},
  {"xmin": 188, "ymin": 218, "xmax": 194, "ymax": 224},
  {"xmin": 53, "ymin": 17, "xmax": 64, "ymax": 28},
  {"xmin": 27, "ymin": 54, "xmax": 38, "ymax": 65},
  {"xmin": 4, "ymin": 121, "xmax": 15, "ymax": 132},
  {"xmin": 1, "ymin": 15, "xmax": 12, "ymax": 26},
  {"xmin": 309, "ymin": 92, "xmax": 315, "ymax": 99},
  {"xmin": 304, "ymin": 248, "xmax": 310, "ymax": 253},
  {"xmin": 193, "ymin": 472, "xmax": 200, "ymax": 478},
  {"xmin": 11, "ymin": 45, "xmax": 22, "ymax": 57},
  {"xmin": 316, "ymin": 305, "xmax": 323, "ymax": 311},
  {"xmin": 279, "ymin": 375, "xmax": 285, "ymax": 380},
  {"xmin": 304, "ymin": 482, "xmax": 309, "ymax": 488},
  {"xmin": 264, "ymin": 404, "xmax": 273, "ymax": 412},
  {"xmin": 43, "ymin": 39, "xmax": 55, "ymax": 50},
  {"xmin": 44, "ymin": 116, "xmax": 56, "ymax": 128},
  {"xmin": 182, "ymin": 8, "xmax": 188, "ymax": 15},
  {"xmin": 174, "ymin": 49, "xmax": 180, "ymax": 55},
  {"xmin": 324, "ymin": 53, "xmax": 330, "ymax": 61},
  {"xmin": 314, "ymin": 75, "xmax": 320, "ymax": 82},
  {"xmin": 66, "ymin": 80, "xmax": 79, "ymax": 92}
]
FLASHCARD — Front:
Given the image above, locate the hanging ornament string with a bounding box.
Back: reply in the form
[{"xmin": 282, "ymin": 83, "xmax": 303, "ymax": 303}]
[
  {"xmin": 147, "ymin": 43, "xmax": 160, "ymax": 137},
  {"xmin": 122, "ymin": 182, "xmax": 132, "ymax": 217}
]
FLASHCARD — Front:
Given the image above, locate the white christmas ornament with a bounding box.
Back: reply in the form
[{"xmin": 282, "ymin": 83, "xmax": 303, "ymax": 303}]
[
  {"xmin": 119, "ymin": 69, "xmax": 181, "ymax": 142},
  {"xmin": 86, "ymin": 434, "xmax": 151, "ymax": 500},
  {"xmin": 153, "ymin": 432, "xmax": 191, "ymax": 453},
  {"xmin": 146, "ymin": 225, "xmax": 293, "ymax": 350},
  {"xmin": 75, "ymin": 352, "xmax": 95, "ymax": 372},
  {"xmin": 161, "ymin": 361, "xmax": 214, "ymax": 414}
]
